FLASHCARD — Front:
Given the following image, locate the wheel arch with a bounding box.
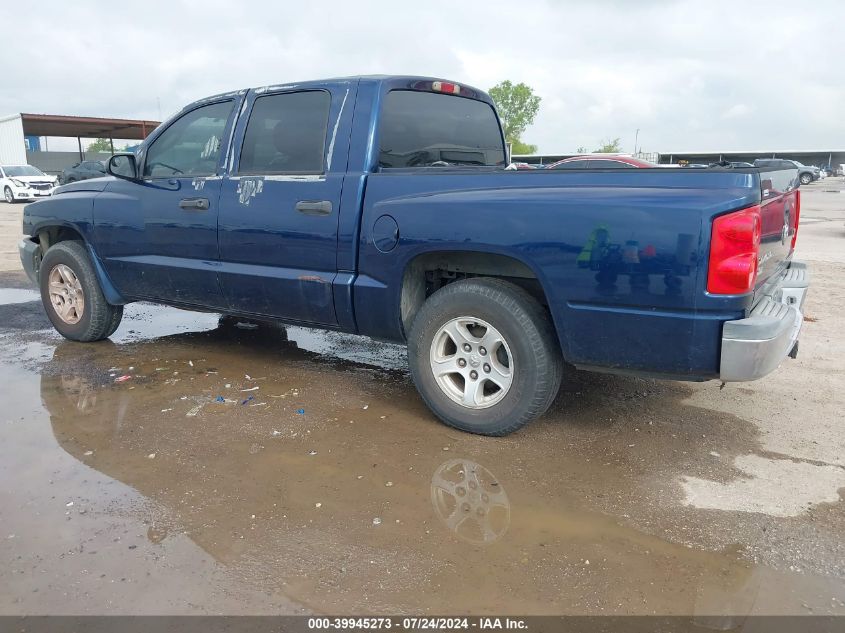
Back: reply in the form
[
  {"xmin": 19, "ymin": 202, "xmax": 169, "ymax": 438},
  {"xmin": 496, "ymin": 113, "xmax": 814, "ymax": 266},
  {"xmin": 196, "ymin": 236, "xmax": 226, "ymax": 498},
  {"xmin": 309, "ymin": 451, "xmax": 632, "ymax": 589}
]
[
  {"xmin": 33, "ymin": 224, "xmax": 127, "ymax": 305},
  {"xmin": 399, "ymin": 248, "xmax": 563, "ymax": 349}
]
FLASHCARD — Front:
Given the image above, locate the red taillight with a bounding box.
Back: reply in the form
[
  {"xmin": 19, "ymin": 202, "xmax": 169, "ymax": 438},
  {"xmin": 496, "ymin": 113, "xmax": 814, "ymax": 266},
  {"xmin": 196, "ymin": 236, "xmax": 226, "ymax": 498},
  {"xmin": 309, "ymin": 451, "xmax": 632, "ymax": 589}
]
[
  {"xmin": 432, "ymin": 81, "xmax": 461, "ymax": 94},
  {"xmin": 411, "ymin": 80, "xmax": 477, "ymax": 98},
  {"xmin": 707, "ymin": 204, "xmax": 761, "ymax": 294},
  {"xmin": 791, "ymin": 190, "xmax": 800, "ymax": 251}
]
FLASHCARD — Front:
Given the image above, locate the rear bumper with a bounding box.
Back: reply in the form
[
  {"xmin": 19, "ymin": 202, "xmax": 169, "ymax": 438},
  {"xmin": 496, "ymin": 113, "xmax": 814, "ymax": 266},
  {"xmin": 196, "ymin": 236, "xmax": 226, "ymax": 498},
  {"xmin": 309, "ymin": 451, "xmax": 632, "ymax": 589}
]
[
  {"xmin": 719, "ymin": 260, "xmax": 809, "ymax": 381},
  {"xmin": 19, "ymin": 238, "xmax": 41, "ymax": 285}
]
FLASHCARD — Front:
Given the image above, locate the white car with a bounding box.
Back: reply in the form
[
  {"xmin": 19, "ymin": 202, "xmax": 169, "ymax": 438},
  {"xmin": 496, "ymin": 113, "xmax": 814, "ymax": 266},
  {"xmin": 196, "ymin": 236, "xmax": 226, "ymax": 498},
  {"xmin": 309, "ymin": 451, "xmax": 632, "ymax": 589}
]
[{"xmin": 0, "ymin": 164, "xmax": 59, "ymax": 203}]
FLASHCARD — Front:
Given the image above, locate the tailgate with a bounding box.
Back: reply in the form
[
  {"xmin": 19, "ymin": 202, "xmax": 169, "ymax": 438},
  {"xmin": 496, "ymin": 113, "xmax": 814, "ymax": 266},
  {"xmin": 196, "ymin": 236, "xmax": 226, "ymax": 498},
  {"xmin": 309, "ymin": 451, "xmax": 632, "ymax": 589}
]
[{"xmin": 754, "ymin": 166, "xmax": 800, "ymax": 294}]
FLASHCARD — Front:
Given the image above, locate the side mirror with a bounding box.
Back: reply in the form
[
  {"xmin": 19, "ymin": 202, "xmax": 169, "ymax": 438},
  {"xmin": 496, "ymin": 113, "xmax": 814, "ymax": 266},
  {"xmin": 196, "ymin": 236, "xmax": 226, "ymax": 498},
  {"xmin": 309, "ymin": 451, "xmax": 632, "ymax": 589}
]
[{"xmin": 107, "ymin": 153, "xmax": 138, "ymax": 180}]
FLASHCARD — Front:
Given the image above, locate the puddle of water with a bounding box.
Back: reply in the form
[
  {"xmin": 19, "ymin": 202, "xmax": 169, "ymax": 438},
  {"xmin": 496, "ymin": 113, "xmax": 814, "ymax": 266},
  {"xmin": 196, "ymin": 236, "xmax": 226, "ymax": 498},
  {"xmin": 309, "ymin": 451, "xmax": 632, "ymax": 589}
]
[
  {"xmin": 0, "ymin": 328, "xmax": 842, "ymax": 616},
  {"xmin": 108, "ymin": 303, "xmax": 407, "ymax": 371},
  {"xmin": 0, "ymin": 288, "xmax": 40, "ymax": 305}
]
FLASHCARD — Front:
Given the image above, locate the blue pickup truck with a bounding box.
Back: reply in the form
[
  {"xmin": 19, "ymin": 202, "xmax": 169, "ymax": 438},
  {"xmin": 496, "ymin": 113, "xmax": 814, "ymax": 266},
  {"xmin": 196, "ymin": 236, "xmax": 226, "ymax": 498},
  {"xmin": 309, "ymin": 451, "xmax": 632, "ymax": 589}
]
[{"xmin": 19, "ymin": 75, "xmax": 809, "ymax": 435}]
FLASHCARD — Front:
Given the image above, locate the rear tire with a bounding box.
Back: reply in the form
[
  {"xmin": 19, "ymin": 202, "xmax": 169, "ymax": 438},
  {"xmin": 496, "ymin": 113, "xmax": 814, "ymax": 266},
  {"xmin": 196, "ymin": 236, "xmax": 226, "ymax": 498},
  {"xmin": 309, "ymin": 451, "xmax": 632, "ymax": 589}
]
[
  {"xmin": 39, "ymin": 241, "xmax": 123, "ymax": 342},
  {"xmin": 800, "ymin": 172, "xmax": 812, "ymax": 185},
  {"xmin": 408, "ymin": 278, "xmax": 562, "ymax": 436}
]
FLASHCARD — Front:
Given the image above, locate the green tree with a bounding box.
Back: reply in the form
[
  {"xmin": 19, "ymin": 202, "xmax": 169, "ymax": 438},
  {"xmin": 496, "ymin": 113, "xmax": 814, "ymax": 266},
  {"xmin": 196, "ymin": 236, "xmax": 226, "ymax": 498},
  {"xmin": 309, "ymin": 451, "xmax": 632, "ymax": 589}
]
[
  {"xmin": 594, "ymin": 138, "xmax": 622, "ymax": 153},
  {"xmin": 510, "ymin": 139, "xmax": 537, "ymax": 155},
  {"xmin": 489, "ymin": 80, "xmax": 541, "ymax": 153},
  {"xmin": 575, "ymin": 146, "xmax": 588, "ymax": 154},
  {"xmin": 86, "ymin": 138, "xmax": 114, "ymax": 153}
]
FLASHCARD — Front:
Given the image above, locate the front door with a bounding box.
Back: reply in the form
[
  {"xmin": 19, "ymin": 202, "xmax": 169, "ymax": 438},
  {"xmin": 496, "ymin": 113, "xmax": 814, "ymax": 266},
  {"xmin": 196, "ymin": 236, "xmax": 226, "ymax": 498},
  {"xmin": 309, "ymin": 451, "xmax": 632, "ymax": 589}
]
[
  {"xmin": 217, "ymin": 88, "xmax": 349, "ymax": 325},
  {"xmin": 94, "ymin": 99, "xmax": 238, "ymax": 307}
]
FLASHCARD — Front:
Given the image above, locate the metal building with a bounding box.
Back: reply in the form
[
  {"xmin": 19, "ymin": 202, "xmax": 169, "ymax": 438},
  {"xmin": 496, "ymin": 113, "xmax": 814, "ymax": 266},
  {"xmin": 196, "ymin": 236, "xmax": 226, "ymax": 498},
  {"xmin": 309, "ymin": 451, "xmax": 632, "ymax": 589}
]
[{"xmin": 0, "ymin": 113, "xmax": 160, "ymax": 172}]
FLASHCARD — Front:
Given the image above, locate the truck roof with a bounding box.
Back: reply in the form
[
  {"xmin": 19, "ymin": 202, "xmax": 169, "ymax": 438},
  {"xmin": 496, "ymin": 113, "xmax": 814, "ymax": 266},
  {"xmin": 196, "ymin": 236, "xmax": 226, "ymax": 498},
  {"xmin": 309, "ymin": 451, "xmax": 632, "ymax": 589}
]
[{"xmin": 189, "ymin": 75, "xmax": 493, "ymax": 111}]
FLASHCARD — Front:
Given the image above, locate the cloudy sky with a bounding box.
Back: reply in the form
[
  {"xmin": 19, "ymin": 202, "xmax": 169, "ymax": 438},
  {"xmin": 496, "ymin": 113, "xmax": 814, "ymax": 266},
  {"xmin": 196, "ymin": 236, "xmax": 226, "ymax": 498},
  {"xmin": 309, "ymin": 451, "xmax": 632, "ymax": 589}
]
[{"xmin": 4, "ymin": 0, "xmax": 843, "ymax": 153}]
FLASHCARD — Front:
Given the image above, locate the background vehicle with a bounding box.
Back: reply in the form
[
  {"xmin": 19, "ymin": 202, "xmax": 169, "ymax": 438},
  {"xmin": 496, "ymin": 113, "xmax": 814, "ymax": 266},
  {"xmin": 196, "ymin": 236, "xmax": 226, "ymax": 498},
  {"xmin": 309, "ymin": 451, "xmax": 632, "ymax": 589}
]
[
  {"xmin": 0, "ymin": 165, "xmax": 58, "ymax": 203},
  {"xmin": 59, "ymin": 160, "xmax": 107, "ymax": 184},
  {"xmin": 709, "ymin": 161, "xmax": 754, "ymax": 168},
  {"xmin": 755, "ymin": 158, "xmax": 818, "ymax": 185},
  {"xmin": 18, "ymin": 75, "xmax": 809, "ymax": 436},
  {"xmin": 547, "ymin": 154, "xmax": 656, "ymax": 169}
]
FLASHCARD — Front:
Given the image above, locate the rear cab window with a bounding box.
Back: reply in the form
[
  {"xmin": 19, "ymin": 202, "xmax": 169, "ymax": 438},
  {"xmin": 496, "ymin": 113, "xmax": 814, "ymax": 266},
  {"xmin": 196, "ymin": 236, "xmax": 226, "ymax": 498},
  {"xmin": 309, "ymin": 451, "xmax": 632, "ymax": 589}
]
[{"xmin": 378, "ymin": 90, "xmax": 505, "ymax": 168}]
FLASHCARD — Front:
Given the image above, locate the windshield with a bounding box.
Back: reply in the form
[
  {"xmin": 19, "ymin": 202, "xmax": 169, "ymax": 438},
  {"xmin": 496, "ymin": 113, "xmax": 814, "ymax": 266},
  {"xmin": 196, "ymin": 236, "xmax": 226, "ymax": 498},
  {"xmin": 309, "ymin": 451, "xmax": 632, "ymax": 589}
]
[
  {"xmin": 378, "ymin": 90, "xmax": 505, "ymax": 168},
  {"xmin": 3, "ymin": 165, "xmax": 45, "ymax": 177}
]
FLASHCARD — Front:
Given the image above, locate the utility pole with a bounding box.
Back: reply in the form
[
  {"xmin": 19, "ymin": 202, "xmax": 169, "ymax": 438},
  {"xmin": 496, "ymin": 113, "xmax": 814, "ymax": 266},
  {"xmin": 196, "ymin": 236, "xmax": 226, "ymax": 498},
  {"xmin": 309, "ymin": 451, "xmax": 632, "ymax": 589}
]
[{"xmin": 634, "ymin": 128, "xmax": 640, "ymax": 156}]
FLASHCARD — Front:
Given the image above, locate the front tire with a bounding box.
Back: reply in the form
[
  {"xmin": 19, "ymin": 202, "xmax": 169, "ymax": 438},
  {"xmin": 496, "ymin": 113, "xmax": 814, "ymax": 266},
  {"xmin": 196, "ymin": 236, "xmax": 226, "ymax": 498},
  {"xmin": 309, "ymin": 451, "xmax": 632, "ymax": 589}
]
[
  {"xmin": 408, "ymin": 278, "xmax": 562, "ymax": 436},
  {"xmin": 39, "ymin": 241, "xmax": 123, "ymax": 342},
  {"xmin": 4, "ymin": 186, "xmax": 14, "ymax": 204}
]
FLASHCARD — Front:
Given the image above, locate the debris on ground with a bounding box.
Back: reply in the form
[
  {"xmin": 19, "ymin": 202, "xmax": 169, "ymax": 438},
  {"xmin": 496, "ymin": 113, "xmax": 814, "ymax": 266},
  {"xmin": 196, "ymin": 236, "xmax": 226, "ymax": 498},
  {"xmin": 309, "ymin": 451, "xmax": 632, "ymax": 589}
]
[
  {"xmin": 114, "ymin": 375, "xmax": 132, "ymax": 383},
  {"xmin": 241, "ymin": 396, "xmax": 254, "ymax": 405},
  {"xmin": 241, "ymin": 386, "xmax": 260, "ymax": 392},
  {"xmin": 308, "ymin": 450, "xmax": 317, "ymax": 456},
  {"xmin": 372, "ymin": 517, "xmax": 382, "ymax": 526},
  {"xmin": 147, "ymin": 453, "xmax": 156, "ymax": 459},
  {"xmin": 296, "ymin": 408, "xmax": 305, "ymax": 415},
  {"xmin": 186, "ymin": 403, "xmax": 204, "ymax": 417}
]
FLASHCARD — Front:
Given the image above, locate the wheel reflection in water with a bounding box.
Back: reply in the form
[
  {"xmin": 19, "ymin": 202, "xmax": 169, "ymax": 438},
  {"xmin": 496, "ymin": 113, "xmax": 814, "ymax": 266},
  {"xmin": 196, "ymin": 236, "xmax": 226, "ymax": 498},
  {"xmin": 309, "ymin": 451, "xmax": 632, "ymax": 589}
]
[{"xmin": 430, "ymin": 458, "xmax": 510, "ymax": 545}]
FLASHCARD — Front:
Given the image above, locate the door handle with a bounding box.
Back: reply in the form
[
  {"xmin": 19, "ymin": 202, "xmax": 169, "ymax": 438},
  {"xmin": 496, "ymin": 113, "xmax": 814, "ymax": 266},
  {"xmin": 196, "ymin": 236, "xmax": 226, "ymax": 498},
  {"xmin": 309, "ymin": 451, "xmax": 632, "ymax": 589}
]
[
  {"xmin": 179, "ymin": 197, "xmax": 209, "ymax": 211},
  {"xmin": 295, "ymin": 200, "xmax": 332, "ymax": 216}
]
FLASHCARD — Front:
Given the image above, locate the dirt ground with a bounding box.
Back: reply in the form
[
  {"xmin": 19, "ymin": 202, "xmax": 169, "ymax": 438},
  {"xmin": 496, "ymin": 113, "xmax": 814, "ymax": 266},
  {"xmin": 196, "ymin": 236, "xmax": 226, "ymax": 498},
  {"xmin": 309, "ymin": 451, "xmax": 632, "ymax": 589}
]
[{"xmin": 0, "ymin": 181, "xmax": 843, "ymax": 617}]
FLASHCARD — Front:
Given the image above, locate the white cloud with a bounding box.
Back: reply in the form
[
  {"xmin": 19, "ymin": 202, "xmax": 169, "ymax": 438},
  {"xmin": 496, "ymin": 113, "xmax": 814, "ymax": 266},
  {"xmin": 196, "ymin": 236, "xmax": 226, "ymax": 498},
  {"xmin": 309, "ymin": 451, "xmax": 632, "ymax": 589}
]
[
  {"xmin": 1, "ymin": 0, "xmax": 843, "ymax": 153},
  {"xmin": 721, "ymin": 104, "xmax": 754, "ymax": 119}
]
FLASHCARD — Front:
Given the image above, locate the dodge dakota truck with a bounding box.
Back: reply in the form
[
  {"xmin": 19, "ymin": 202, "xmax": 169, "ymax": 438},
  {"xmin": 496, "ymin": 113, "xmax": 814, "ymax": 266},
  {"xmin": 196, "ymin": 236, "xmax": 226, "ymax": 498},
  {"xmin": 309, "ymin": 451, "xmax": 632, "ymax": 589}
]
[{"xmin": 19, "ymin": 75, "xmax": 809, "ymax": 435}]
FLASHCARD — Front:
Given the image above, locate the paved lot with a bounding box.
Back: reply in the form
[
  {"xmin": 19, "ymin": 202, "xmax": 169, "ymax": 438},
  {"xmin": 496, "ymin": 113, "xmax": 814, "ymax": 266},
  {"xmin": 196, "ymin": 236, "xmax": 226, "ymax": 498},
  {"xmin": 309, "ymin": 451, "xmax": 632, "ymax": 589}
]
[{"xmin": 0, "ymin": 181, "xmax": 844, "ymax": 616}]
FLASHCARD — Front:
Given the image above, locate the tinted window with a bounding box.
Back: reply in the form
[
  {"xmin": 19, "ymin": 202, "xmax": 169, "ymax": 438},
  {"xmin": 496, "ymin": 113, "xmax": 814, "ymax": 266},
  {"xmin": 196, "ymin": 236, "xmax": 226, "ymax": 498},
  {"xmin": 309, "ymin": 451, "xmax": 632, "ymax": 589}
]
[
  {"xmin": 588, "ymin": 159, "xmax": 635, "ymax": 169},
  {"xmin": 239, "ymin": 91, "xmax": 330, "ymax": 175},
  {"xmin": 379, "ymin": 91, "xmax": 504, "ymax": 168},
  {"xmin": 143, "ymin": 101, "xmax": 234, "ymax": 178},
  {"xmin": 553, "ymin": 160, "xmax": 589, "ymax": 169}
]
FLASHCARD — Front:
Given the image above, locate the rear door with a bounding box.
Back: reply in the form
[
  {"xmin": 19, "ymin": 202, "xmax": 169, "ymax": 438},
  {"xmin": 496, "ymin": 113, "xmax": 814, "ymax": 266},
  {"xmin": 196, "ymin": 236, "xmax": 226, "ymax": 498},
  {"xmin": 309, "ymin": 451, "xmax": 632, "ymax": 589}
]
[{"xmin": 217, "ymin": 84, "xmax": 354, "ymax": 324}]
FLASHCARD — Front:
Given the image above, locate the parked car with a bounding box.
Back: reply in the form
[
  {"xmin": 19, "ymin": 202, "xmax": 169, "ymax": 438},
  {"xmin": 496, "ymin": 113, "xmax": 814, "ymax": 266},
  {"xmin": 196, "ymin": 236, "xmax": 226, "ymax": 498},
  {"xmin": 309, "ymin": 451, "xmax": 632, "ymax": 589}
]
[
  {"xmin": 0, "ymin": 165, "xmax": 58, "ymax": 203},
  {"xmin": 547, "ymin": 154, "xmax": 657, "ymax": 169},
  {"xmin": 755, "ymin": 159, "xmax": 818, "ymax": 185},
  {"xmin": 59, "ymin": 160, "xmax": 107, "ymax": 184},
  {"xmin": 19, "ymin": 75, "xmax": 809, "ymax": 436},
  {"xmin": 708, "ymin": 161, "xmax": 754, "ymax": 168}
]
